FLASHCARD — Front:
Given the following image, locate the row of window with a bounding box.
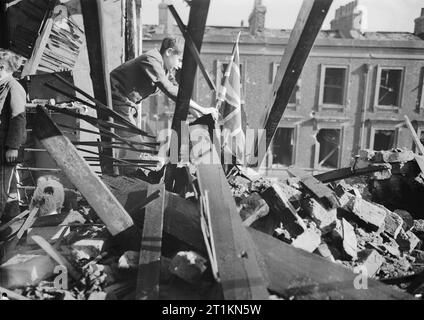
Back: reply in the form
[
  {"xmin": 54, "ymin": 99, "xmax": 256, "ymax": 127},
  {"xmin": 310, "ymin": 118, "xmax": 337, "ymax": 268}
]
[
  {"xmin": 271, "ymin": 63, "xmax": 408, "ymax": 110},
  {"xmin": 271, "ymin": 126, "xmax": 403, "ymax": 169}
]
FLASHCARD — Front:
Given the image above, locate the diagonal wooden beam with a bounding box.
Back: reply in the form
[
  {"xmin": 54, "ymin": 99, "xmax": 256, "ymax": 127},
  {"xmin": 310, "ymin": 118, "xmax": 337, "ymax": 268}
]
[
  {"xmin": 168, "ymin": 4, "xmax": 216, "ymax": 92},
  {"xmin": 33, "ymin": 106, "xmax": 141, "ymax": 250},
  {"xmin": 0, "ymin": 0, "xmax": 9, "ymax": 49},
  {"xmin": 197, "ymin": 165, "xmax": 269, "ymax": 300},
  {"xmin": 136, "ymin": 184, "xmax": 166, "ymax": 300},
  {"xmin": 80, "ymin": 0, "xmax": 115, "ymax": 174},
  {"xmin": 165, "ymin": 0, "xmax": 210, "ymax": 189},
  {"xmin": 253, "ymin": 0, "xmax": 333, "ymax": 166}
]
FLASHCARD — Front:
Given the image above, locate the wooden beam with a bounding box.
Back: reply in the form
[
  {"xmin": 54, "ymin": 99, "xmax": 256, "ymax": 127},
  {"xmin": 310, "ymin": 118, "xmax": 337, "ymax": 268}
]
[
  {"xmin": 168, "ymin": 4, "xmax": 216, "ymax": 92},
  {"xmin": 197, "ymin": 165, "xmax": 269, "ymax": 300},
  {"xmin": 33, "ymin": 106, "xmax": 141, "ymax": 250},
  {"xmin": 80, "ymin": 0, "xmax": 114, "ymax": 174},
  {"xmin": 165, "ymin": 0, "xmax": 210, "ymax": 189},
  {"xmin": 136, "ymin": 184, "xmax": 166, "ymax": 300},
  {"xmin": 170, "ymin": 0, "xmax": 210, "ymax": 134},
  {"xmin": 253, "ymin": 0, "xmax": 333, "ymax": 166},
  {"xmin": 124, "ymin": 0, "xmax": 137, "ymax": 61},
  {"xmin": 314, "ymin": 164, "xmax": 390, "ymax": 184},
  {"xmin": 405, "ymin": 115, "xmax": 424, "ymax": 155}
]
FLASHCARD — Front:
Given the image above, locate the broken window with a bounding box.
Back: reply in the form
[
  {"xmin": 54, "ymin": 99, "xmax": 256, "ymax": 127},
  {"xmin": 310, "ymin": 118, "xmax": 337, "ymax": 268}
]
[
  {"xmin": 321, "ymin": 67, "xmax": 347, "ymax": 105},
  {"xmin": 373, "ymin": 129, "xmax": 396, "ymax": 151},
  {"xmin": 317, "ymin": 129, "xmax": 341, "ymax": 168},
  {"xmin": 377, "ymin": 68, "xmax": 403, "ymax": 107},
  {"xmin": 272, "ymin": 128, "xmax": 294, "ymax": 166}
]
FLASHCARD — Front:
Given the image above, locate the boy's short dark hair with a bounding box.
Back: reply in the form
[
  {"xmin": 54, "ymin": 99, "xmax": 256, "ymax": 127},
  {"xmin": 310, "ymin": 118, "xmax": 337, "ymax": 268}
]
[
  {"xmin": 0, "ymin": 48, "xmax": 22, "ymax": 73},
  {"xmin": 160, "ymin": 37, "xmax": 185, "ymax": 56}
]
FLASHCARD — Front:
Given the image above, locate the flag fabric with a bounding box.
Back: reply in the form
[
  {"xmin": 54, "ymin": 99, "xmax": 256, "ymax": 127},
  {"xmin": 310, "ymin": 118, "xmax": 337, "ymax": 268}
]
[{"xmin": 216, "ymin": 32, "xmax": 246, "ymax": 163}]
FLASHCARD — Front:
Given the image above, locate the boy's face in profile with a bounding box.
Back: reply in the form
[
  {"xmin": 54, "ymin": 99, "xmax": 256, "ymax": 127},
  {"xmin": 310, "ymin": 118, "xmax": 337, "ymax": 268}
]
[{"xmin": 163, "ymin": 48, "xmax": 183, "ymax": 72}]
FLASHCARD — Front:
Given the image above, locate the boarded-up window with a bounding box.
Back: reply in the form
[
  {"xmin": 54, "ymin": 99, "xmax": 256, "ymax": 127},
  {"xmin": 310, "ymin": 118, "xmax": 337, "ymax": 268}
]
[{"xmin": 272, "ymin": 128, "xmax": 294, "ymax": 166}]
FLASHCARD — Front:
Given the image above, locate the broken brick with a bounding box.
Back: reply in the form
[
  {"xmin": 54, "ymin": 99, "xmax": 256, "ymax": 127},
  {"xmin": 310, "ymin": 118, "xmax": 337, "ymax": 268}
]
[
  {"xmin": 169, "ymin": 251, "xmax": 208, "ymax": 284},
  {"xmin": 357, "ymin": 249, "xmax": 385, "ymax": 278},
  {"xmin": 383, "ymin": 210, "xmax": 404, "ymax": 239},
  {"xmin": 301, "ymin": 198, "xmax": 337, "ymax": 233},
  {"xmin": 373, "ymin": 149, "xmax": 415, "ymax": 164},
  {"xmin": 239, "ymin": 193, "xmax": 269, "ymax": 227}
]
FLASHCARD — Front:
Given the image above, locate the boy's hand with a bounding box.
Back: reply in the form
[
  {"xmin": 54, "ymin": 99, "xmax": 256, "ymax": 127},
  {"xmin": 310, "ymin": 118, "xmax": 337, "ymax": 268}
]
[
  {"xmin": 201, "ymin": 107, "xmax": 219, "ymax": 122},
  {"xmin": 5, "ymin": 149, "xmax": 18, "ymax": 163}
]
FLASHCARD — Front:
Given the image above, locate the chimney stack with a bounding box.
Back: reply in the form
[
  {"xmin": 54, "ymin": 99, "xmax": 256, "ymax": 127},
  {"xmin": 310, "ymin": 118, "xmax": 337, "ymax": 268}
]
[
  {"xmin": 330, "ymin": 0, "xmax": 367, "ymax": 39},
  {"xmin": 248, "ymin": 0, "xmax": 267, "ymax": 35},
  {"xmin": 158, "ymin": 0, "xmax": 173, "ymax": 35},
  {"xmin": 414, "ymin": 8, "xmax": 424, "ymax": 39}
]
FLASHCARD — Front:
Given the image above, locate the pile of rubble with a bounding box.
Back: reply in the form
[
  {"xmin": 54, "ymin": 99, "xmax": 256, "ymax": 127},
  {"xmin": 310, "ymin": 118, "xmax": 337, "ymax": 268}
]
[
  {"xmin": 1, "ymin": 149, "xmax": 423, "ymax": 300},
  {"xmin": 231, "ymin": 149, "xmax": 424, "ymax": 294}
]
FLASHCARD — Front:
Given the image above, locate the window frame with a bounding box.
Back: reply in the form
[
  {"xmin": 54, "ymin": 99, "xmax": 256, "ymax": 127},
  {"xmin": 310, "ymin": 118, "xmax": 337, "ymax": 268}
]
[
  {"xmin": 419, "ymin": 67, "xmax": 424, "ymax": 113},
  {"xmin": 270, "ymin": 62, "xmax": 301, "ymax": 109},
  {"xmin": 313, "ymin": 124, "xmax": 344, "ymax": 169},
  {"xmin": 270, "ymin": 125, "xmax": 298, "ymax": 168},
  {"xmin": 374, "ymin": 66, "xmax": 405, "ymax": 111},
  {"xmin": 369, "ymin": 126, "xmax": 398, "ymax": 151},
  {"xmin": 318, "ymin": 64, "xmax": 350, "ymax": 110}
]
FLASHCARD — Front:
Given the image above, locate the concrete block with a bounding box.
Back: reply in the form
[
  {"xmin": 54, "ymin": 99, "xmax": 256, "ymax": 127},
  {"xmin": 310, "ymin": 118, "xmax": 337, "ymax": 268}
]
[
  {"xmin": 169, "ymin": 251, "xmax": 208, "ymax": 284},
  {"xmin": 383, "ymin": 210, "xmax": 404, "ymax": 239},
  {"xmin": 357, "ymin": 249, "xmax": 385, "ymax": 278},
  {"xmin": 351, "ymin": 198, "xmax": 387, "ymax": 231},
  {"xmin": 341, "ymin": 218, "xmax": 358, "ymax": 260},
  {"xmin": 301, "ymin": 198, "xmax": 337, "ymax": 233},
  {"xmin": 0, "ymin": 254, "xmax": 56, "ymax": 288},
  {"xmin": 292, "ymin": 227, "xmax": 322, "ymax": 253}
]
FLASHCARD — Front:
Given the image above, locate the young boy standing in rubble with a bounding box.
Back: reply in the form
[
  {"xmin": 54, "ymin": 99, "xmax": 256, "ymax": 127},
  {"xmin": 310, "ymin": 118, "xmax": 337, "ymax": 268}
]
[
  {"xmin": 0, "ymin": 49, "xmax": 26, "ymax": 220},
  {"xmin": 110, "ymin": 36, "xmax": 218, "ymax": 166}
]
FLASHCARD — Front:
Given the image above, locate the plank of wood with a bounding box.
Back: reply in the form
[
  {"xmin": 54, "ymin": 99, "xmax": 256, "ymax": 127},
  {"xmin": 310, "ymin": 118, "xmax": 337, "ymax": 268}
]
[
  {"xmin": 80, "ymin": 0, "xmax": 115, "ymax": 174},
  {"xmin": 249, "ymin": 228, "xmax": 413, "ymax": 300},
  {"xmin": 124, "ymin": 0, "xmax": 137, "ymax": 61},
  {"xmin": 197, "ymin": 165, "xmax": 269, "ymax": 300},
  {"xmin": 16, "ymin": 207, "xmax": 39, "ymax": 240},
  {"xmin": 288, "ymin": 167, "xmax": 339, "ymax": 209},
  {"xmin": 33, "ymin": 106, "xmax": 141, "ymax": 250},
  {"xmin": 405, "ymin": 115, "xmax": 424, "ymax": 155},
  {"xmin": 31, "ymin": 235, "xmax": 81, "ymax": 281},
  {"xmin": 136, "ymin": 184, "xmax": 166, "ymax": 300},
  {"xmin": 168, "ymin": 4, "xmax": 216, "ymax": 92},
  {"xmin": 21, "ymin": 13, "xmax": 53, "ymax": 76},
  {"xmin": 0, "ymin": 210, "xmax": 30, "ymax": 232},
  {"xmin": 253, "ymin": 0, "xmax": 333, "ymax": 166},
  {"xmin": 314, "ymin": 164, "xmax": 390, "ymax": 184}
]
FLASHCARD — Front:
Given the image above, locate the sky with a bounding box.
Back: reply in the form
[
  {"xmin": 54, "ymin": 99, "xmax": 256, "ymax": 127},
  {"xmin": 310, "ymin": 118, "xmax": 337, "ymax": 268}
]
[{"xmin": 141, "ymin": 0, "xmax": 423, "ymax": 33}]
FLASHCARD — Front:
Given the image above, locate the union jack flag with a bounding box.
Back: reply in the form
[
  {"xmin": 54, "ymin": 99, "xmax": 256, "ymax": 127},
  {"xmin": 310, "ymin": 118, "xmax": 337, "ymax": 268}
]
[{"xmin": 216, "ymin": 32, "xmax": 245, "ymax": 163}]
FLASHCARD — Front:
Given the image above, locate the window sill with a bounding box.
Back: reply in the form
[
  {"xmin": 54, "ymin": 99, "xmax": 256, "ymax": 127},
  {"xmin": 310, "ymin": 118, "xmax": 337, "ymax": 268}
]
[
  {"xmin": 319, "ymin": 104, "xmax": 346, "ymax": 111},
  {"xmin": 374, "ymin": 105, "xmax": 400, "ymax": 113}
]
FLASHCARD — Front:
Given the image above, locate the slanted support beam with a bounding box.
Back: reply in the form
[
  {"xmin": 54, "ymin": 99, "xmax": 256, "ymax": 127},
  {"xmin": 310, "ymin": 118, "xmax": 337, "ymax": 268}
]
[
  {"xmin": 136, "ymin": 184, "xmax": 166, "ymax": 300},
  {"xmin": 197, "ymin": 165, "xmax": 269, "ymax": 300},
  {"xmin": 80, "ymin": 0, "xmax": 114, "ymax": 174},
  {"xmin": 165, "ymin": 0, "xmax": 210, "ymax": 190},
  {"xmin": 34, "ymin": 106, "xmax": 141, "ymax": 250},
  {"xmin": 124, "ymin": 0, "xmax": 138, "ymax": 61},
  {"xmin": 254, "ymin": 0, "xmax": 333, "ymax": 166}
]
